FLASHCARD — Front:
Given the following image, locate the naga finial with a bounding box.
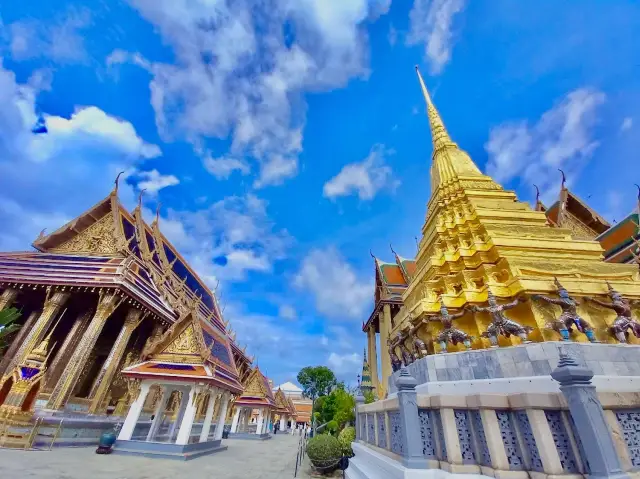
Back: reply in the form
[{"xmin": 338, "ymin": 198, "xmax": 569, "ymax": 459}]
[
  {"xmin": 390, "ymin": 243, "xmax": 397, "ymax": 256},
  {"xmin": 138, "ymin": 188, "xmax": 146, "ymax": 209},
  {"xmin": 114, "ymin": 171, "xmax": 125, "ymax": 193},
  {"xmin": 414, "ymin": 236, "xmax": 419, "ymax": 250},
  {"xmin": 558, "ymin": 169, "xmax": 567, "ymax": 189},
  {"xmin": 369, "ymin": 249, "xmax": 375, "ymax": 259},
  {"xmin": 154, "ymin": 202, "xmax": 162, "ymax": 224},
  {"xmin": 37, "ymin": 228, "xmax": 47, "ymax": 239}
]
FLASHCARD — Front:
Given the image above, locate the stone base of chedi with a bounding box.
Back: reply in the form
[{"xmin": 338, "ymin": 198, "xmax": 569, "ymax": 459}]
[{"xmin": 388, "ymin": 341, "xmax": 640, "ymax": 396}]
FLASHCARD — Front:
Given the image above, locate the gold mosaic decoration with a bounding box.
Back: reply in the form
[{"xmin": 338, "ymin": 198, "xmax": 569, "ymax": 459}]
[{"xmin": 51, "ymin": 214, "xmax": 119, "ymax": 255}]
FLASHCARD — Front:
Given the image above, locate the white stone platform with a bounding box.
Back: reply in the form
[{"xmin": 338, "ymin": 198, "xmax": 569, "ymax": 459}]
[{"xmin": 389, "ymin": 341, "xmax": 640, "ymax": 395}]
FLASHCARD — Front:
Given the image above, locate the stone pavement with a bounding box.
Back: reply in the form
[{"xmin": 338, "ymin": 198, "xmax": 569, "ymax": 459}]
[{"xmin": 0, "ymin": 433, "xmax": 307, "ymax": 479}]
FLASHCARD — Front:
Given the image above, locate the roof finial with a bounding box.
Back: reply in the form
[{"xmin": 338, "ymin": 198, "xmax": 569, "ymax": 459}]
[
  {"xmin": 533, "ymin": 184, "xmax": 544, "ymax": 211},
  {"xmin": 369, "ymin": 249, "xmax": 375, "ymax": 259},
  {"xmin": 390, "ymin": 243, "xmax": 397, "ymax": 256},
  {"xmin": 557, "ymin": 169, "xmax": 569, "ymax": 227},
  {"xmin": 415, "ymin": 65, "xmax": 454, "ymax": 152},
  {"xmin": 154, "ymin": 202, "xmax": 162, "ymax": 225},
  {"xmin": 559, "ymin": 169, "xmax": 567, "ymax": 189},
  {"xmin": 114, "ymin": 171, "xmax": 125, "ymax": 194},
  {"xmin": 414, "ymin": 236, "xmax": 419, "ymax": 251},
  {"xmin": 635, "ymin": 184, "xmax": 640, "ymax": 214},
  {"xmin": 137, "ymin": 188, "xmax": 146, "ymax": 209},
  {"xmin": 38, "ymin": 228, "xmax": 47, "ymax": 240}
]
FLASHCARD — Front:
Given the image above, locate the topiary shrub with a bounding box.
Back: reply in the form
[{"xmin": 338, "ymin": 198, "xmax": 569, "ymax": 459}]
[
  {"xmin": 338, "ymin": 426, "xmax": 356, "ymax": 457},
  {"xmin": 306, "ymin": 434, "xmax": 342, "ymax": 472}
]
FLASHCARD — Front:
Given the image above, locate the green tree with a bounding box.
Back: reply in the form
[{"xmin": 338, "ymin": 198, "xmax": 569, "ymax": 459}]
[
  {"xmin": 0, "ymin": 307, "xmax": 21, "ymax": 354},
  {"xmin": 297, "ymin": 366, "xmax": 338, "ymax": 400},
  {"xmin": 297, "ymin": 366, "xmax": 338, "ymax": 433}
]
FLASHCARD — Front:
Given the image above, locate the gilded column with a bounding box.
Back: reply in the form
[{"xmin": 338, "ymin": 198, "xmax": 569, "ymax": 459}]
[
  {"xmin": 0, "ymin": 310, "xmax": 38, "ymax": 377},
  {"xmin": 87, "ymin": 308, "xmax": 142, "ymax": 414},
  {"xmin": 46, "ymin": 290, "xmax": 124, "ymax": 410},
  {"xmin": 44, "ymin": 310, "xmax": 92, "ymax": 390},
  {"xmin": 379, "ymin": 306, "xmax": 392, "ymax": 397},
  {"xmin": 367, "ymin": 325, "xmax": 380, "ymax": 394},
  {"xmin": 8, "ymin": 289, "xmax": 69, "ymax": 373},
  {"xmin": 0, "ymin": 288, "xmax": 18, "ymax": 311}
]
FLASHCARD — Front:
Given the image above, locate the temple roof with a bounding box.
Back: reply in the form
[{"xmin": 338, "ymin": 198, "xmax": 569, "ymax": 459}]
[
  {"xmin": 273, "ymin": 388, "xmax": 295, "ymax": 414},
  {"xmin": 364, "ymin": 251, "xmax": 415, "ymax": 331},
  {"xmin": 234, "ymin": 367, "xmax": 276, "ymax": 408},
  {"xmin": 122, "ymin": 311, "xmax": 243, "ymax": 394},
  {"xmin": 598, "ymin": 212, "xmax": 640, "ymax": 263},
  {"xmin": 545, "ymin": 190, "xmax": 611, "ymax": 235},
  {"xmin": 0, "ymin": 183, "xmax": 253, "ymax": 365},
  {"xmin": 30, "ymin": 187, "xmax": 225, "ymax": 329}
]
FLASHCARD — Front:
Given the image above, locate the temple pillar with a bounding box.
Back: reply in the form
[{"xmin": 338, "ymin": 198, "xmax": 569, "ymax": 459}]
[
  {"xmin": 199, "ymin": 390, "xmax": 219, "ymax": 442},
  {"xmin": 0, "ymin": 288, "xmax": 18, "ymax": 311},
  {"xmin": 117, "ymin": 380, "xmax": 151, "ymax": 441},
  {"xmin": 9, "ymin": 290, "xmax": 69, "ymax": 373},
  {"xmin": 367, "ymin": 324, "xmax": 380, "ymax": 393},
  {"xmin": 256, "ymin": 408, "xmax": 265, "ymax": 435},
  {"xmin": 169, "ymin": 389, "xmax": 189, "ymax": 441},
  {"xmin": 87, "ymin": 308, "xmax": 142, "ymax": 414},
  {"xmin": 147, "ymin": 386, "xmax": 169, "ymax": 441},
  {"xmin": 214, "ymin": 392, "xmax": 231, "ymax": 440},
  {"xmin": 379, "ymin": 306, "xmax": 392, "ymax": 397},
  {"xmin": 280, "ymin": 415, "xmax": 286, "ymax": 431},
  {"xmin": 45, "ymin": 291, "xmax": 123, "ymax": 410},
  {"xmin": 43, "ymin": 310, "xmax": 92, "ymax": 390},
  {"xmin": 176, "ymin": 386, "xmax": 199, "ymax": 445},
  {"xmin": 0, "ymin": 311, "xmax": 39, "ymax": 377},
  {"xmin": 230, "ymin": 407, "xmax": 241, "ymax": 433}
]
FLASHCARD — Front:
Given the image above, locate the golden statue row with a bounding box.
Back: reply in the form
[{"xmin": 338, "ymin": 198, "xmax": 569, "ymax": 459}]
[
  {"xmin": 389, "ymin": 279, "xmax": 640, "ymax": 371},
  {"xmin": 364, "ymin": 67, "xmax": 640, "ymax": 397}
]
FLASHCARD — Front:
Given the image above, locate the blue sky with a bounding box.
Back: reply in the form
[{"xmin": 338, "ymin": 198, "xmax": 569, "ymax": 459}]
[{"xmin": 1, "ymin": 0, "xmax": 639, "ymax": 386}]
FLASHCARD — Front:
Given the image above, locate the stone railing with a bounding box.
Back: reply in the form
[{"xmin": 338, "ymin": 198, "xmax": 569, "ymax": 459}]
[{"xmin": 355, "ymin": 355, "xmax": 637, "ymax": 478}]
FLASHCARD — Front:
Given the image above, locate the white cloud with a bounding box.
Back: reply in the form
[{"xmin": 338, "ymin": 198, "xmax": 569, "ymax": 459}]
[
  {"xmin": 621, "ymin": 117, "xmax": 633, "ymax": 132},
  {"xmin": 162, "ymin": 194, "xmax": 291, "ymax": 284},
  {"xmin": 485, "ymin": 88, "xmax": 606, "ymax": 201},
  {"xmin": 327, "ymin": 352, "xmax": 361, "ymax": 377},
  {"xmin": 0, "ymin": 63, "xmax": 160, "ymax": 250},
  {"xmin": 8, "ymin": 9, "xmax": 91, "ymax": 63},
  {"xmin": 279, "ymin": 305, "xmax": 298, "ymax": 320},
  {"xmin": 323, "ymin": 144, "xmax": 398, "ymax": 200},
  {"xmin": 135, "ymin": 169, "xmax": 179, "ymax": 195},
  {"xmin": 407, "ymin": 0, "xmax": 466, "ymax": 75},
  {"xmin": 294, "ymin": 247, "xmax": 371, "ymax": 320},
  {"xmin": 112, "ymin": 0, "xmax": 388, "ymax": 187},
  {"xmin": 203, "ymin": 155, "xmax": 250, "ymax": 179}
]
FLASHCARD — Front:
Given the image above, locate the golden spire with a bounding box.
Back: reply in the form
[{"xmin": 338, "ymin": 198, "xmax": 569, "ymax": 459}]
[
  {"xmin": 414, "ymin": 65, "xmax": 483, "ymax": 190},
  {"xmin": 415, "ymin": 65, "xmax": 456, "ymax": 152}
]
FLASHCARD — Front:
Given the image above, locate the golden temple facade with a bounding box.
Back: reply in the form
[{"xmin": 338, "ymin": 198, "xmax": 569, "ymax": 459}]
[
  {"xmin": 0, "ymin": 179, "xmax": 254, "ymax": 429},
  {"xmin": 364, "ymin": 67, "xmax": 640, "ymax": 398}
]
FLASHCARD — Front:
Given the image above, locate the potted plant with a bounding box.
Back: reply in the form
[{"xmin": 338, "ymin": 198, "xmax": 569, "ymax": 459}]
[{"xmin": 306, "ymin": 434, "xmax": 342, "ymax": 474}]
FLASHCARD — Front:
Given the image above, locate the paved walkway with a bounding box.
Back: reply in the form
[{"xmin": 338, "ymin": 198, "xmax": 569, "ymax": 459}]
[{"xmin": 0, "ymin": 433, "xmax": 307, "ymax": 479}]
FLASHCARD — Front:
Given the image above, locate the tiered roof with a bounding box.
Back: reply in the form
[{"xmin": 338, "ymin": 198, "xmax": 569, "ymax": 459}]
[
  {"xmin": 363, "ymin": 251, "xmax": 416, "ymax": 332},
  {"xmin": 234, "ymin": 367, "xmax": 276, "ymax": 409},
  {"xmin": 0, "ymin": 184, "xmax": 251, "ymax": 359},
  {"xmin": 273, "ymin": 388, "xmax": 296, "ymax": 416},
  {"xmin": 122, "ymin": 311, "xmax": 243, "ymax": 393}
]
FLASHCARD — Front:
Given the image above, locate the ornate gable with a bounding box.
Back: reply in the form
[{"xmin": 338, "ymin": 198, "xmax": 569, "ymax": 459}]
[
  {"xmin": 50, "ymin": 213, "xmax": 120, "ymax": 255},
  {"xmin": 145, "ymin": 312, "xmax": 206, "ymax": 364},
  {"xmin": 274, "ymin": 388, "xmax": 289, "ymax": 411},
  {"xmin": 243, "ymin": 368, "xmax": 267, "ymax": 397}
]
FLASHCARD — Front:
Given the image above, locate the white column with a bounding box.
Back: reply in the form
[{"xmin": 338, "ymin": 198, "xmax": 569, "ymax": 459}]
[
  {"xmin": 280, "ymin": 415, "xmax": 286, "ymax": 431},
  {"xmin": 168, "ymin": 389, "xmax": 189, "ymax": 441},
  {"xmin": 265, "ymin": 411, "xmax": 271, "ymax": 433},
  {"xmin": 199, "ymin": 390, "xmax": 218, "ymax": 443},
  {"xmin": 230, "ymin": 407, "xmax": 241, "ymax": 433},
  {"xmin": 118, "ymin": 381, "xmax": 151, "ymax": 441},
  {"xmin": 176, "ymin": 386, "xmax": 199, "ymax": 445},
  {"xmin": 214, "ymin": 393, "xmax": 231, "ymax": 441},
  {"xmin": 147, "ymin": 386, "xmax": 170, "ymax": 441},
  {"xmin": 256, "ymin": 408, "xmax": 265, "ymax": 435}
]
